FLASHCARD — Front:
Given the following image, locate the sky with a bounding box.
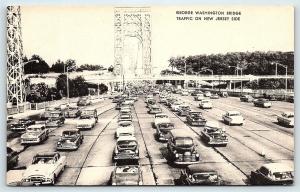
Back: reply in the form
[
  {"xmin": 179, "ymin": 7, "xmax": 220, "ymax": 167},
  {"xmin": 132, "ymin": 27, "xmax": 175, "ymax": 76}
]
[{"xmin": 21, "ymin": 6, "xmax": 294, "ymax": 73}]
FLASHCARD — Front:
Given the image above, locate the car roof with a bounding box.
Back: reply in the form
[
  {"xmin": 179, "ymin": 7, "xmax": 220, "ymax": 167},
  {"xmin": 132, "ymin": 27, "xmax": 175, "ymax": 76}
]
[
  {"xmin": 35, "ymin": 152, "xmax": 59, "ymax": 157},
  {"xmin": 117, "ymin": 136, "xmax": 137, "ymax": 141},
  {"xmin": 155, "ymin": 113, "xmax": 168, "ymax": 117},
  {"xmin": 28, "ymin": 124, "xmax": 44, "ymax": 128},
  {"xmin": 63, "ymin": 129, "xmax": 79, "ymax": 132},
  {"xmin": 187, "ymin": 164, "xmax": 217, "ymax": 174},
  {"xmin": 227, "ymin": 110, "xmax": 240, "ymax": 114},
  {"xmin": 170, "ymin": 129, "xmax": 192, "ymax": 138},
  {"xmin": 262, "ymin": 163, "xmax": 293, "ymax": 173}
]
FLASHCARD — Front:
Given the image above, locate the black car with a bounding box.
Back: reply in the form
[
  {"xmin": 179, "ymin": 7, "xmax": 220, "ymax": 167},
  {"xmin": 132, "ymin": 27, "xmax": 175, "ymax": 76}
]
[{"xmin": 178, "ymin": 164, "xmax": 221, "ymax": 185}]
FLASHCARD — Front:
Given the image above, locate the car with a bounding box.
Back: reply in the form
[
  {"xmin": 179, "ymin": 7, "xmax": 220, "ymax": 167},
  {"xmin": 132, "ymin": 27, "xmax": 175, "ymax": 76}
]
[
  {"xmin": 218, "ymin": 91, "xmax": 228, "ymax": 98},
  {"xmin": 186, "ymin": 111, "xmax": 206, "ymax": 126},
  {"xmin": 22, "ymin": 152, "xmax": 66, "ymax": 185},
  {"xmin": 148, "ymin": 105, "xmax": 162, "ymax": 114},
  {"xmin": 204, "ymin": 91, "xmax": 211, "ymax": 97},
  {"xmin": 167, "ymin": 129, "xmax": 200, "ymax": 165},
  {"xmin": 146, "ymin": 98, "xmax": 156, "ymax": 108},
  {"xmin": 113, "ymin": 95, "xmax": 123, "ymax": 103},
  {"xmin": 65, "ymin": 106, "xmax": 81, "ymax": 118},
  {"xmin": 250, "ymin": 163, "xmax": 293, "ymax": 185},
  {"xmin": 254, "ymin": 98, "xmax": 272, "ymax": 108},
  {"xmin": 287, "ymin": 95, "xmax": 294, "ymax": 103},
  {"xmin": 277, "ymin": 112, "xmax": 294, "ymax": 127},
  {"xmin": 77, "ymin": 116, "xmax": 97, "ymax": 130},
  {"xmin": 113, "ymin": 136, "xmax": 139, "ymax": 162},
  {"xmin": 201, "ymin": 122, "xmax": 228, "ymax": 146},
  {"xmin": 77, "ymin": 97, "xmax": 91, "ymax": 106},
  {"xmin": 177, "ymin": 105, "xmax": 191, "ymax": 116},
  {"xmin": 21, "ymin": 124, "xmax": 49, "ymax": 145},
  {"xmin": 194, "ymin": 93, "xmax": 204, "ymax": 101},
  {"xmin": 45, "ymin": 111, "xmax": 65, "ymax": 128},
  {"xmin": 199, "ymin": 99, "xmax": 212, "ymax": 109},
  {"xmin": 81, "ymin": 108, "xmax": 98, "ymax": 122},
  {"xmin": 145, "ymin": 95, "xmax": 154, "ymax": 103},
  {"xmin": 153, "ymin": 113, "xmax": 171, "ymax": 128},
  {"xmin": 120, "ymin": 107, "xmax": 131, "ymax": 114},
  {"xmin": 118, "ymin": 113, "xmax": 133, "ymax": 122},
  {"xmin": 155, "ymin": 122, "xmax": 175, "ymax": 142},
  {"xmin": 124, "ymin": 98, "xmax": 135, "ymax": 105},
  {"xmin": 191, "ymin": 90, "xmax": 202, "ymax": 96},
  {"xmin": 171, "ymin": 101, "xmax": 183, "ymax": 112},
  {"xmin": 178, "ymin": 164, "xmax": 222, "ymax": 185},
  {"xmin": 110, "ymin": 165, "xmax": 143, "ymax": 185},
  {"xmin": 165, "ymin": 98, "xmax": 177, "ymax": 107},
  {"xmin": 7, "ymin": 147, "xmax": 19, "ymax": 170},
  {"xmin": 10, "ymin": 118, "xmax": 35, "ymax": 132},
  {"xmin": 116, "ymin": 121, "xmax": 135, "ymax": 138},
  {"xmin": 240, "ymin": 95, "xmax": 254, "ymax": 102},
  {"xmin": 222, "ymin": 111, "xmax": 244, "ymax": 125},
  {"xmin": 210, "ymin": 94, "xmax": 219, "ymax": 99},
  {"xmin": 40, "ymin": 107, "xmax": 56, "ymax": 120},
  {"xmin": 159, "ymin": 96, "xmax": 167, "ymax": 104},
  {"xmin": 56, "ymin": 129, "xmax": 84, "ymax": 150}
]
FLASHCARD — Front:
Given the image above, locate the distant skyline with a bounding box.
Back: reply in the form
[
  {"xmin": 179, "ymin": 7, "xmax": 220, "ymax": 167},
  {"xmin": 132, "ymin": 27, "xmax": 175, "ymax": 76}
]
[{"xmin": 21, "ymin": 6, "xmax": 294, "ymax": 73}]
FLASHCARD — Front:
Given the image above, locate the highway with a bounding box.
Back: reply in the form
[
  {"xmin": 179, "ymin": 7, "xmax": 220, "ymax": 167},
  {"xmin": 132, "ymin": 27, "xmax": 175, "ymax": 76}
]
[{"xmin": 7, "ymin": 94, "xmax": 294, "ymax": 185}]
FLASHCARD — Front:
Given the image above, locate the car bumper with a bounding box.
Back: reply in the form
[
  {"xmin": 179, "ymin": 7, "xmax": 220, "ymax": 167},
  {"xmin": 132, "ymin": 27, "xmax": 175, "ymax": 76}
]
[
  {"xmin": 113, "ymin": 154, "xmax": 139, "ymax": 161},
  {"xmin": 208, "ymin": 140, "xmax": 228, "ymax": 146},
  {"xmin": 77, "ymin": 125, "xmax": 93, "ymax": 129},
  {"xmin": 188, "ymin": 121, "xmax": 206, "ymax": 126},
  {"xmin": 21, "ymin": 139, "xmax": 40, "ymax": 144},
  {"xmin": 57, "ymin": 145, "xmax": 78, "ymax": 150}
]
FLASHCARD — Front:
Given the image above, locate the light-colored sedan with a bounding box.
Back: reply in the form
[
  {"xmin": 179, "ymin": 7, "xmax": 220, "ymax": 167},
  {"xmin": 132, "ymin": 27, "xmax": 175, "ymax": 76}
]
[
  {"xmin": 222, "ymin": 111, "xmax": 244, "ymax": 125},
  {"xmin": 153, "ymin": 113, "xmax": 171, "ymax": 128},
  {"xmin": 199, "ymin": 99, "xmax": 212, "ymax": 109}
]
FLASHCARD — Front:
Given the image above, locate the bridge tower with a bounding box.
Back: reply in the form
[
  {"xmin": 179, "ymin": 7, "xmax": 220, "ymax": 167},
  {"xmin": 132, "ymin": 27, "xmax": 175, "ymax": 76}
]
[
  {"xmin": 7, "ymin": 6, "xmax": 25, "ymax": 106},
  {"xmin": 114, "ymin": 7, "xmax": 152, "ymax": 77}
]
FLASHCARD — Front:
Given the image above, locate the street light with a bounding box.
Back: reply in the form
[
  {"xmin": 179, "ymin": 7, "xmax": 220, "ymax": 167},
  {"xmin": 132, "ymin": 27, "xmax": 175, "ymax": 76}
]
[
  {"xmin": 66, "ymin": 66, "xmax": 76, "ymax": 103},
  {"xmin": 229, "ymin": 66, "xmax": 243, "ymax": 93},
  {"xmin": 200, "ymin": 67, "xmax": 214, "ymax": 89},
  {"xmin": 271, "ymin": 62, "xmax": 288, "ymax": 100}
]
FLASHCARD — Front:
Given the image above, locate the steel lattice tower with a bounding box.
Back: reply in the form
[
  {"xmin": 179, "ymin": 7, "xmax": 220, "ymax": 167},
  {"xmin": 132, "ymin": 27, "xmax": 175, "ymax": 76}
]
[
  {"xmin": 7, "ymin": 6, "xmax": 24, "ymax": 106},
  {"xmin": 114, "ymin": 7, "xmax": 152, "ymax": 77}
]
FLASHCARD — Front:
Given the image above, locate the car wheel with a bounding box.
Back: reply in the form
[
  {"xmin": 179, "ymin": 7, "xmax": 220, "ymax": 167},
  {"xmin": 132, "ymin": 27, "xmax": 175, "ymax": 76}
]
[{"xmin": 52, "ymin": 174, "xmax": 56, "ymax": 185}]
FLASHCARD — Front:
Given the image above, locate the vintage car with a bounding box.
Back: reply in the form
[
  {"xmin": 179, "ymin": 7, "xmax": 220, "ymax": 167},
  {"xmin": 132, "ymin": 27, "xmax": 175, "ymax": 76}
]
[
  {"xmin": 116, "ymin": 121, "xmax": 135, "ymax": 138},
  {"xmin": 155, "ymin": 122, "xmax": 174, "ymax": 142},
  {"xmin": 40, "ymin": 107, "xmax": 56, "ymax": 120},
  {"xmin": 194, "ymin": 93, "xmax": 204, "ymax": 101},
  {"xmin": 250, "ymin": 163, "xmax": 293, "ymax": 185},
  {"xmin": 186, "ymin": 111, "xmax": 207, "ymax": 126},
  {"xmin": 77, "ymin": 97, "xmax": 92, "ymax": 106},
  {"xmin": 124, "ymin": 98, "xmax": 135, "ymax": 106},
  {"xmin": 165, "ymin": 98, "xmax": 177, "ymax": 107},
  {"xmin": 222, "ymin": 111, "xmax": 244, "ymax": 126},
  {"xmin": 240, "ymin": 95, "xmax": 254, "ymax": 102},
  {"xmin": 199, "ymin": 99, "xmax": 212, "ymax": 109},
  {"xmin": 178, "ymin": 164, "xmax": 221, "ymax": 185},
  {"xmin": 218, "ymin": 91, "xmax": 228, "ymax": 98},
  {"xmin": 118, "ymin": 113, "xmax": 133, "ymax": 122},
  {"xmin": 148, "ymin": 105, "xmax": 162, "ymax": 114},
  {"xmin": 153, "ymin": 113, "xmax": 171, "ymax": 128},
  {"xmin": 10, "ymin": 118, "xmax": 35, "ymax": 132},
  {"xmin": 120, "ymin": 107, "xmax": 131, "ymax": 114},
  {"xmin": 65, "ymin": 106, "xmax": 81, "ymax": 118},
  {"xmin": 210, "ymin": 94, "xmax": 220, "ymax": 99},
  {"xmin": 113, "ymin": 136, "xmax": 139, "ymax": 162},
  {"xmin": 113, "ymin": 95, "xmax": 123, "ymax": 103},
  {"xmin": 201, "ymin": 122, "xmax": 228, "ymax": 146},
  {"xmin": 159, "ymin": 96, "xmax": 167, "ymax": 104},
  {"xmin": 7, "ymin": 147, "xmax": 19, "ymax": 170},
  {"xmin": 167, "ymin": 129, "xmax": 200, "ymax": 165},
  {"xmin": 45, "ymin": 111, "xmax": 65, "ymax": 128},
  {"xmin": 171, "ymin": 101, "xmax": 183, "ymax": 112},
  {"xmin": 56, "ymin": 129, "xmax": 84, "ymax": 150},
  {"xmin": 277, "ymin": 112, "xmax": 294, "ymax": 127},
  {"xmin": 253, "ymin": 98, "xmax": 272, "ymax": 108},
  {"xmin": 110, "ymin": 165, "xmax": 143, "ymax": 185},
  {"xmin": 77, "ymin": 116, "xmax": 97, "ymax": 130},
  {"xmin": 22, "ymin": 152, "xmax": 66, "ymax": 185},
  {"xmin": 21, "ymin": 124, "xmax": 49, "ymax": 145},
  {"xmin": 146, "ymin": 98, "xmax": 156, "ymax": 108},
  {"xmin": 204, "ymin": 91, "xmax": 212, "ymax": 97},
  {"xmin": 177, "ymin": 105, "xmax": 191, "ymax": 116}
]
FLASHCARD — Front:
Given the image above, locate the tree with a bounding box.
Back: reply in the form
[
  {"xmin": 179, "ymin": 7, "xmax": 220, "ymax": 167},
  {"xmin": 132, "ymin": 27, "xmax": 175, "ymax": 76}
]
[
  {"xmin": 65, "ymin": 59, "xmax": 76, "ymax": 72},
  {"xmin": 51, "ymin": 59, "xmax": 65, "ymax": 73},
  {"xmin": 56, "ymin": 74, "xmax": 68, "ymax": 96},
  {"xmin": 77, "ymin": 64, "xmax": 104, "ymax": 71},
  {"xmin": 72, "ymin": 76, "xmax": 89, "ymax": 97},
  {"xmin": 108, "ymin": 65, "xmax": 114, "ymax": 72},
  {"xmin": 24, "ymin": 55, "xmax": 50, "ymax": 74}
]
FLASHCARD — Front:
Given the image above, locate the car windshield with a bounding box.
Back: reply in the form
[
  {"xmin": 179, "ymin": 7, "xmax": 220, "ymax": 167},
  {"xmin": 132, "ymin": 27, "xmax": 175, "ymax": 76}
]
[
  {"xmin": 50, "ymin": 113, "xmax": 61, "ymax": 118},
  {"xmin": 273, "ymin": 171, "xmax": 293, "ymax": 180},
  {"xmin": 202, "ymin": 101, "xmax": 209, "ymax": 103},
  {"xmin": 229, "ymin": 112, "xmax": 241, "ymax": 116},
  {"xmin": 80, "ymin": 116, "xmax": 92, "ymax": 119},
  {"xmin": 63, "ymin": 131, "xmax": 77, "ymax": 136},
  {"xmin": 156, "ymin": 115, "xmax": 168, "ymax": 118},
  {"xmin": 27, "ymin": 127, "xmax": 41, "ymax": 132},
  {"xmin": 82, "ymin": 111, "xmax": 94, "ymax": 116},
  {"xmin": 117, "ymin": 140, "xmax": 137, "ymax": 147},
  {"xmin": 33, "ymin": 156, "xmax": 56, "ymax": 164},
  {"xmin": 193, "ymin": 172, "xmax": 218, "ymax": 181},
  {"xmin": 175, "ymin": 137, "xmax": 193, "ymax": 147},
  {"xmin": 116, "ymin": 166, "xmax": 139, "ymax": 174}
]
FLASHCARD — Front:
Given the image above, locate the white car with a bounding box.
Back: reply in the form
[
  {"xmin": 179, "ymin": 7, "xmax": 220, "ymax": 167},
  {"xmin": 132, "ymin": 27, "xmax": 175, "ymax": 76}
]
[
  {"xmin": 181, "ymin": 90, "xmax": 189, "ymax": 96},
  {"xmin": 116, "ymin": 121, "xmax": 135, "ymax": 138},
  {"xmin": 153, "ymin": 113, "xmax": 171, "ymax": 128},
  {"xmin": 277, "ymin": 112, "xmax": 294, "ymax": 127},
  {"xmin": 22, "ymin": 152, "xmax": 66, "ymax": 185},
  {"xmin": 199, "ymin": 99, "xmax": 212, "ymax": 109},
  {"xmin": 222, "ymin": 111, "xmax": 244, "ymax": 125},
  {"xmin": 194, "ymin": 93, "xmax": 204, "ymax": 101},
  {"xmin": 77, "ymin": 116, "xmax": 96, "ymax": 130},
  {"xmin": 171, "ymin": 101, "xmax": 183, "ymax": 112},
  {"xmin": 21, "ymin": 124, "xmax": 49, "ymax": 144}
]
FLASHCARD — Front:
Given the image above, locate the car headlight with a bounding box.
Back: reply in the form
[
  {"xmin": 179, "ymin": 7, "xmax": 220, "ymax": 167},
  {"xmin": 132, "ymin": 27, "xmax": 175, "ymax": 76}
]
[
  {"xmin": 195, "ymin": 153, "xmax": 200, "ymax": 157},
  {"xmin": 138, "ymin": 180, "xmax": 143, "ymax": 185},
  {"xmin": 135, "ymin": 149, "xmax": 139, "ymax": 154},
  {"xmin": 175, "ymin": 153, "xmax": 179, "ymax": 158}
]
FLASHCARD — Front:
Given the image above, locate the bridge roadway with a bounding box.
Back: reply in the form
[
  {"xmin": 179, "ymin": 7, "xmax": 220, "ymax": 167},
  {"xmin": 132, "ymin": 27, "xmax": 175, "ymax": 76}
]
[{"xmin": 7, "ymin": 94, "xmax": 294, "ymax": 185}]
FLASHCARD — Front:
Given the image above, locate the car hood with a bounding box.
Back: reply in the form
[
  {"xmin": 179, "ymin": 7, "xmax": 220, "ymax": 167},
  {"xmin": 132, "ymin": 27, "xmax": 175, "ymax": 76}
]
[
  {"xmin": 23, "ymin": 164, "xmax": 54, "ymax": 178},
  {"xmin": 155, "ymin": 118, "xmax": 170, "ymax": 124},
  {"xmin": 229, "ymin": 116, "xmax": 243, "ymax": 121},
  {"xmin": 21, "ymin": 132, "xmax": 40, "ymax": 138},
  {"xmin": 78, "ymin": 119, "xmax": 95, "ymax": 124}
]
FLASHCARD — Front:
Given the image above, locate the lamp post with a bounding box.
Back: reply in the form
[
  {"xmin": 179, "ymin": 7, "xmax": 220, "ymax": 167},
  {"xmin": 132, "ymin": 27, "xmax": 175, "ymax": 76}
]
[
  {"xmin": 271, "ymin": 62, "xmax": 288, "ymax": 100},
  {"xmin": 229, "ymin": 66, "xmax": 243, "ymax": 94},
  {"xmin": 66, "ymin": 66, "xmax": 75, "ymax": 103},
  {"xmin": 200, "ymin": 67, "xmax": 214, "ymax": 89}
]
